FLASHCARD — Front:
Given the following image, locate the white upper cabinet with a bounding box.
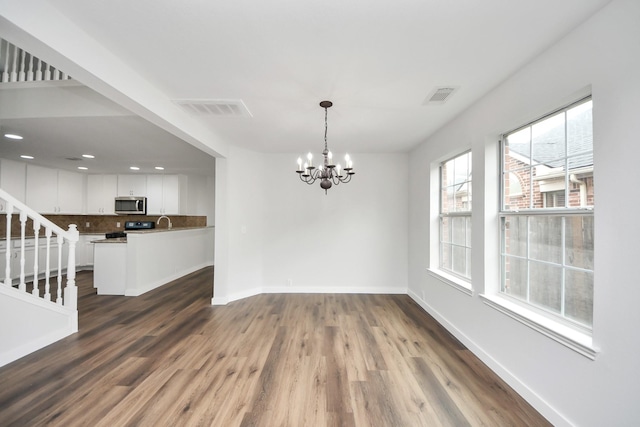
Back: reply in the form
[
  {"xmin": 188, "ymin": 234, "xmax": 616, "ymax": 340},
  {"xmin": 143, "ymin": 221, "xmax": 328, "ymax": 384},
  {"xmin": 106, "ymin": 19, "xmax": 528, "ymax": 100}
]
[
  {"xmin": 26, "ymin": 165, "xmax": 84, "ymax": 214},
  {"xmin": 57, "ymin": 170, "xmax": 84, "ymax": 213},
  {"xmin": 87, "ymin": 174, "xmax": 118, "ymax": 214},
  {"xmin": 146, "ymin": 174, "xmax": 183, "ymax": 215},
  {"xmin": 117, "ymin": 174, "xmax": 147, "ymax": 197}
]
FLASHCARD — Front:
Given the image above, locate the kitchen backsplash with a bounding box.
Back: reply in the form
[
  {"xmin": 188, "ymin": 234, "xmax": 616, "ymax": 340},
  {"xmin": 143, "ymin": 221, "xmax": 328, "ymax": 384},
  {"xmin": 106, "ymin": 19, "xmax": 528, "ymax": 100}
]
[{"xmin": 0, "ymin": 214, "xmax": 207, "ymax": 238}]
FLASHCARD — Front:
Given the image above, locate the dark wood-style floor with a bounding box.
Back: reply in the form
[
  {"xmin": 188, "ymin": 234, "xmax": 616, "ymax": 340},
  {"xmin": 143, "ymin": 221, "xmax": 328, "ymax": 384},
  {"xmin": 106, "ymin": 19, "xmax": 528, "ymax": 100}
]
[{"xmin": 0, "ymin": 267, "xmax": 551, "ymax": 426}]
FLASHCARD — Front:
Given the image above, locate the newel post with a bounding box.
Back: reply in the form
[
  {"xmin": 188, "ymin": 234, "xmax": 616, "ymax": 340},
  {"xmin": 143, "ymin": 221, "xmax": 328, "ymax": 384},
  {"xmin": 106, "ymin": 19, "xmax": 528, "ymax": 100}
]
[{"xmin": 63, "ymin": 224, "xmax": 79, "ymax": 310}]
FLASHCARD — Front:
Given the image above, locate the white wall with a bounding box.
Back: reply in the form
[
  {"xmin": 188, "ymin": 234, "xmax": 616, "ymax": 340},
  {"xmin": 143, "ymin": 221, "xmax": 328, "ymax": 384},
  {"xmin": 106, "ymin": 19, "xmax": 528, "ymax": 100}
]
[
  {"xmin": 214, "ymin": 148, "xmax": 408, "ymax": 303},
  {"xmin": 408, "ymin": 1, "xmax": 640, "ymax": 426}
]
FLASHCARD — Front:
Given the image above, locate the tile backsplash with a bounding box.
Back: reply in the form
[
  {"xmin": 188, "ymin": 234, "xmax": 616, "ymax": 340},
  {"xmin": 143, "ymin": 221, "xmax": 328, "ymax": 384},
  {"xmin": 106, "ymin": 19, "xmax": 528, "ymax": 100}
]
[{"xmin": 0, "ymin": 214, "xmax": 207, "ymax": 238}]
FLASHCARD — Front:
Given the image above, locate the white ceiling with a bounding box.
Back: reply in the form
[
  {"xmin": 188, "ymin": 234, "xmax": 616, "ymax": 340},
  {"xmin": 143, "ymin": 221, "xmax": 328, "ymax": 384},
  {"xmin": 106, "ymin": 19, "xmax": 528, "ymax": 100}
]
[{"xmin": 0, "ymin": 0, "xmax": 611, "ymax": 175}]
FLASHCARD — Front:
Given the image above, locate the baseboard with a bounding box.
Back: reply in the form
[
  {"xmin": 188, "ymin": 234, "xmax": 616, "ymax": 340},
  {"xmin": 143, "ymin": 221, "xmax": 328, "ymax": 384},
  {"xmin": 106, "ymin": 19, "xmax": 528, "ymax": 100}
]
[
  {"xmin": 125, "ymin": 261, "xmax": 212, "ymax": 297},
  {"xmin": 0, "ymin": 326, "xmax": 75, "ymax": 368},
  {"xmin": 407, "ymin": 289, "xmax": 571, "ymax": 427}
]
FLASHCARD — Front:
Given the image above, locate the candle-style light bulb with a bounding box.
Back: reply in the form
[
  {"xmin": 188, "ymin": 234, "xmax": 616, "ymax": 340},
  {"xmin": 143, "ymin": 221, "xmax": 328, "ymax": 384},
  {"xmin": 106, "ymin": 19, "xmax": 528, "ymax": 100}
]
[
  {"xmin": 336, "ymin": 163, "xmax": 342, "ymax": 176},
  {"xmin": 307, "ymin": 152, "xmax": 313, "ymax": 167},
  {"xmin": 304, "ymin": 162, "xmax": 308, "ymax": 170},
  {"xmin": 297, "ymin": 157, "xmax": 302, "ymax": 171},
  {"xmin": 318, "ymin": 164, "xmax": 323, "ymax": 171},
  {"xmin": 328, "ymin": 151, "xmax": 333, "ymax": 161}
]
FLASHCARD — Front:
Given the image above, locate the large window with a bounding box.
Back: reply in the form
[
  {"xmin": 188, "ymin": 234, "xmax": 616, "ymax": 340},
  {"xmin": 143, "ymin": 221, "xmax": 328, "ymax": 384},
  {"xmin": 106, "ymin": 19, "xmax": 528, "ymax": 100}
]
[
  {"xmin": 440, "ymin": 151, "xmax": 472, "ymax": 280},
  {"xmin": 501, "ymin": 98, "xmax": 594, "ymax": 328}
]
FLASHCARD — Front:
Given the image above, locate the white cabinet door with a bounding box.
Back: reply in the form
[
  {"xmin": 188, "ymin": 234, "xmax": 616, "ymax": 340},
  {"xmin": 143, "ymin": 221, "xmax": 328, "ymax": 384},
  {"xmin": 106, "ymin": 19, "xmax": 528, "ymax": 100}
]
[
  {"xmin": 162, "ymin": 175, "xmax": 181, "ymax": 214},
  {"xmin": 146, "ymin": 175, "xmax": 164, "ymax": 215},
  {"xmin": 26, "ymin": 165, "xmax": 58, "ymax": 213},
  {"xmin": 0, "ymin": 159, "xmax": 27, "ymax": 204},
  {"xmin": 117, "ymin": 175, "xmax": 147, "ymax": 197},
  {"xmin": 87, "ymin": 175, "xmax": 118, "ymax": 214},
  {"xmin": 146, "ymin": 175, "xmax": 182, "ymax": 215},
  {"xmin": 26, "ymin": 165, "xmax": 84, "ymax": 214},
  {"xmin": 57, "ymin": 170, "xmax": 84, "ymax": 214}
]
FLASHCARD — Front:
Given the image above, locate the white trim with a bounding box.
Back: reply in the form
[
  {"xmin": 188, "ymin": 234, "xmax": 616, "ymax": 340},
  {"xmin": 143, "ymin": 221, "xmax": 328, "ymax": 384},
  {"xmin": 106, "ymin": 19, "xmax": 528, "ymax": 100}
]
[
  {"xmin": 211, "ymin": 285, "xmax": 407, "ymax": 306},
  {"xmin": 427, "ymin": 268, "xmax": 473, "ymax": 296},
  {"xmin": 0, "ymin": 326, "xmax": 75, "ymax": 368},
  {"xmin": 124, "ymin": 260, "xmax": 212, "ymax": 297},
  {"xmin": 407, "ymin": 289, "xmax": 573, "ymax": 427},
  {"xmin": 480, "ymin": 293, "xmax": 597, "ymax": 360}
]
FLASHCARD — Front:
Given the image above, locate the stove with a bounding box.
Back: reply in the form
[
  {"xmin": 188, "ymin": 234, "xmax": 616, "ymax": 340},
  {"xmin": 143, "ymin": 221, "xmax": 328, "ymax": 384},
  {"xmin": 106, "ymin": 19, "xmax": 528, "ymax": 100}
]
[{"xmin": 124, "ymin": 221, "xmax": 155, "ymax": 230}]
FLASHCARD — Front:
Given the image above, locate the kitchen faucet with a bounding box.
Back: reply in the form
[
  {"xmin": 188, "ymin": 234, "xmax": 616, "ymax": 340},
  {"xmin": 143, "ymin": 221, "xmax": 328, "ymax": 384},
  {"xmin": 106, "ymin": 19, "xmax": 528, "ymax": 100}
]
[{"xmin": 157, "ymin": 215, "xmax": 172, "ymax": 229}]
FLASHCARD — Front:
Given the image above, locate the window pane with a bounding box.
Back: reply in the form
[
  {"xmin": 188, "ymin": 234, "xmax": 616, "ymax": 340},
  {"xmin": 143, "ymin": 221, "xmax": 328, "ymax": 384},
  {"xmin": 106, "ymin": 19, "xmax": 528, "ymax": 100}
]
[
  {"xmin": 453, "ymin": 182, "xmax": 470, "ymax": 212},
  {"xmin": 441, "ymin": 186, "xmax": 452, "ymax": 213},
  {"xmin": 567, "ymin": 100, "xmax": 593, "ymax": 157},
  {"xmin": 504, "ymin": 170, "xmax": 531, "ymax": 210},
  {"xmin": 529, "ymin": 216, "xmax": 562, "ymax": 264},
  {"xmin": 451, "ymin": 217, "xmax": 466, "ymax": 245},
  {"xmin": 502, "ymin": 216, "xmax": 527, "ymax": 258},
  {"xmin": 567, "ymin": 153, "xmax": 594, "ymax": 208},
  {"xmin": 503, "ymin": 256, "xmax": 527, "ymax": 299},
  {"xmin": 440, "ymin": 216, "xmax": 451, "ymax": 244},
  {"xmin": 532, "ymin": 112, "xmax": 565, "ymax": 166},
  {"xmin": 505, "ymin": 128, "xmax": 531, "ymax": 170},
  {"xmin": 465, "ymin": 216, "xmax": 472, "ymax": 247},
  {"xmin": 529, "ymin": 262, "xmax": 562, "ymax": 313},
  {"xmin": 453, "ymin": 154, "xmax": 470, "ymax": 185},
  {"xmin": 565, "ymin": 216, "xmax": 594, "ymax": 270},
  {"xmin": 565, "ymin": 269, "xmax": 594, "ymax": 326},
  {"xmin": 440, "ymin": 242, "xmax": 452, "ymax": 271},
  {"xmin": 442, "ymin": 159, "xmax": 455, "ymax": 187},
  {"xmin": 452, "ymin": 245, "xmax": 467, "ymax": 277}
]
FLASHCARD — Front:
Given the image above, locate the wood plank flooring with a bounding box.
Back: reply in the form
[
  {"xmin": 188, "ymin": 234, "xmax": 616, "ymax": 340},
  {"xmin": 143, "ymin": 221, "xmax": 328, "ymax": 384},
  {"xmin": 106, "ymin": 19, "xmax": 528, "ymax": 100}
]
[{"xmin": 0, "ymin": 267, "xmax": 551, "ymax": 426}]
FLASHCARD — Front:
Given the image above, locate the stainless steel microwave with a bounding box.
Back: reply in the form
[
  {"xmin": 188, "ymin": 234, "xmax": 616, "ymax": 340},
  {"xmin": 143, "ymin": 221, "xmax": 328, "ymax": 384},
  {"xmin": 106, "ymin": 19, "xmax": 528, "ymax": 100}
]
[{"xmin": 115, "ymin": 196, "xmax": 147, "ymax": 215}]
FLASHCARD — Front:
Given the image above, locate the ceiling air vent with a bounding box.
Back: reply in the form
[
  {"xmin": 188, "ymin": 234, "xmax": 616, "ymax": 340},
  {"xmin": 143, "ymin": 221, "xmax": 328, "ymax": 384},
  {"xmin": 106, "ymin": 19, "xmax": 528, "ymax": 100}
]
[
  {"xmin": 423, "ymin": 87, "xmax": 459, "ymax": 105},
  {"xmin": 173, "ymin": 99, "xmax": 253, "ymax": 117}
]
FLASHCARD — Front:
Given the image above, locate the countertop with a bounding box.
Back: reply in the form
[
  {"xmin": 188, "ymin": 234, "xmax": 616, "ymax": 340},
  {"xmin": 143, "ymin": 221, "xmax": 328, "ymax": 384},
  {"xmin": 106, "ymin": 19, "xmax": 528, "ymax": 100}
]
[{"xmin": 91, "ymin": 226, "xmax": 214, "ymax": 243}]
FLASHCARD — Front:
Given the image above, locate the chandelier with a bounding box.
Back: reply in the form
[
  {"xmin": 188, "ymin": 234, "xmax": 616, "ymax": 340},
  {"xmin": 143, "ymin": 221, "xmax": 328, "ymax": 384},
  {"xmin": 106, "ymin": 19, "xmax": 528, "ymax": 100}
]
[{"xmin": 296, "ymin": 100, "xmax": 354, "ymax": 194}]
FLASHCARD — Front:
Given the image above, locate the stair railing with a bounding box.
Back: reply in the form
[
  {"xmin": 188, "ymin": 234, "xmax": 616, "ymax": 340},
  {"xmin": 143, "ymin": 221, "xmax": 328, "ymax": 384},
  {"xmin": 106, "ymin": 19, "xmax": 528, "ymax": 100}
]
[
  {"xmin": 0, "ymin": 38, "xmax": 71, "ymax": 83},
  {"xmin": 0, "ymin": 189, "xmax": 79, "ymax": 310}
]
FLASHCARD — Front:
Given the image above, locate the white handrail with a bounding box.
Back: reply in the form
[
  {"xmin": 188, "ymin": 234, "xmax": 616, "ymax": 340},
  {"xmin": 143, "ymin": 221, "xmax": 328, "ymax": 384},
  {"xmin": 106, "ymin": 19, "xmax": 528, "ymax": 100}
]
[{"xmin": 0, "ymin": 188, "xmax": 79, "ymax": 310}]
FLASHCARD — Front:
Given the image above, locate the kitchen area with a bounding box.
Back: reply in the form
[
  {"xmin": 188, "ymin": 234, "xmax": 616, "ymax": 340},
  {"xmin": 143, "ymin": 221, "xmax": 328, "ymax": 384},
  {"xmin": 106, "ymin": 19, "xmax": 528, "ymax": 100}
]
[{"xmin": 0, "ymin": 158, "xmax": 215, "ymax": 296}]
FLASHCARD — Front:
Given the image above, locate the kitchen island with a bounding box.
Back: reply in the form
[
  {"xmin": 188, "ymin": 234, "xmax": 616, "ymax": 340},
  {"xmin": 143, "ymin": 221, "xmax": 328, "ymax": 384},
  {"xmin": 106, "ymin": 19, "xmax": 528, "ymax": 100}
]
[{"xmin": 93, "ymin": 226, "xmax": 214, "ymax": 296}]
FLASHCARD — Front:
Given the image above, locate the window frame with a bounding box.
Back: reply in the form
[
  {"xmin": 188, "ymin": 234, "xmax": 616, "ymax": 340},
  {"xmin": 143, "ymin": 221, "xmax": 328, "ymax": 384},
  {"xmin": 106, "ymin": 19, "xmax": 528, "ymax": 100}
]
[
  {"xmin": 498, "ymin": 96, "xmax": 594, "ymax": 333},
  {"xmin": 438, "ymin": 150, "xmax": 473, "ymax": 283}
]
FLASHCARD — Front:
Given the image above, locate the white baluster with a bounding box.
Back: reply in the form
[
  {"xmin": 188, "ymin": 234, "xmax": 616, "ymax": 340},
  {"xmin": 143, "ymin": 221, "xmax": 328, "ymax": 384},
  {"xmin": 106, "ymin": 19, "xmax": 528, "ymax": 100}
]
[
  {"xmin": 64, "ymin": 225, "xmax": 78, "ymax": 310},
  {"xmin": 27, "ymin": 53, "xmax": 34, "ymax": 81},
  {"xmin": 44, "ymin": 62, "xmax": 51, "ymax": 81},
  {"xmin": 10, "ymin": 44, "xmax": 18, "ymax": 82},
  {"xmin": 18, "ymin": 48, "xmax": 26, "ymax": 81},
  {"xmin": 44, "ymin": 228, "xmax": 52, "ymax": 301},
  {"xmin": 32, "ymin": 221, "xmax": 40, "ymax": 296},
  {"xmin": 18, "ymin": 211, "xmax": 27, "ymax": 291},
  {"xmin": 36, "ymin": 58, "xmax": 44, "ymax": 81},
  {"xmin": 56, "ymin": 234, "xmax": 63, "ymax": 305},
  {"xmin": 2, "ymin": 40, "xmax": 10, "ymax": 82},
  {"xmin": 3, "ymin": 206, "xmax": 12, "ymax": 286}
]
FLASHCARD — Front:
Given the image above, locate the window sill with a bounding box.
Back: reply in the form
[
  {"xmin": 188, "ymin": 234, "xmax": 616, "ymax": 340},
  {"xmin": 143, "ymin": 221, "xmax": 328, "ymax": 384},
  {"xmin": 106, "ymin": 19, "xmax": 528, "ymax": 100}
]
[
  {"xmin": 427, "ymin": 268, "xmax": 473, "ymax": 296},
  {"xmin": 479, "ymin": 293, "xmax": 598, "ymax": 360}
]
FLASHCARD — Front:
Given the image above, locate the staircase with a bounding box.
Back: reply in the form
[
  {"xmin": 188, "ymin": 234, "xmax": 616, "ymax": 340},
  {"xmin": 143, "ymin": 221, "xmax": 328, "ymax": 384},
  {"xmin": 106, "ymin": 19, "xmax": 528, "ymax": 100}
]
[{"xmin": 0, "ymin": 188, "xmax": 79, "ymax": 367}]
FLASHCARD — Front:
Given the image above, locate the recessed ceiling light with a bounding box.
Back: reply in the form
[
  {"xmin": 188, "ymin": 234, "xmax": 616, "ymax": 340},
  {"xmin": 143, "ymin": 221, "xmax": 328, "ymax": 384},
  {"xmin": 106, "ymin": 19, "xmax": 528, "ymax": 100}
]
[
  {"xmin": 130, "ymin": 166, "xmax": 140, "ymax": 171},
  {"xmin": 82, "ymin": 154, "xmax": 95, "ymax": 159},
  {"xmin": 20, "ymin": 155, "xmax": 34, "ymax": 159},
  {"xmin": 78, "ymin": 166, "xmax": 88, "ymax": 170},
  {"xmin": 4, "ymin": 133, "xmax": 23, "ymax": 140},
  {"xmin": 155, "ymin": 166, "xmax": 165, "ymax": 170}
]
